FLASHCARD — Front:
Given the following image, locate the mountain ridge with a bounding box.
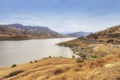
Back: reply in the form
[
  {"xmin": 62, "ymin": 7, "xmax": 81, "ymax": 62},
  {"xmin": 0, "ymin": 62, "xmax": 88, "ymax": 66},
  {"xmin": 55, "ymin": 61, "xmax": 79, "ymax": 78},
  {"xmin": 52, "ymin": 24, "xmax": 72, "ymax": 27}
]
[
  {"xmin": 67, "ymin": 31, "xmax": 91, "ymax": 37},
  {"xmin": 0, "ymin": 24, "xmax": 65, "ymax": 40},
  {"xmin": 87, "ymin": 25, "xmax": 120, "ymax": 44}
]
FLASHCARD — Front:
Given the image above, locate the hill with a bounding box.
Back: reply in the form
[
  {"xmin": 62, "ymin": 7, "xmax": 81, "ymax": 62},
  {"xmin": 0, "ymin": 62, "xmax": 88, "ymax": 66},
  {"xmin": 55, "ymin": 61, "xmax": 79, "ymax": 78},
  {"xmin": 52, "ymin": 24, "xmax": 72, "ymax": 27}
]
[
  {"xmin": 0, "ymin": 25, "xmax": 120, "ymax": 80},
  {"xmin": 59, "ymin": 25, "xmax": 120, "ymax": 65},
  {"xmin": 67, "ymin": 31, "xmax": 91, "ymax": 37},
  {"xmin": 0, "ymin": 52, "xmax": 120, "ymax": 80},
  {"xmin": 87, "ymin": 25, "xmax": 120, "ymax": 44},
  {"xmin": 0, "ymin": 24, "xmax": 65, "ymax": 40},
  {"xmin": 59, "ymin": 25, "xmax": 120, "ymax": 47},
  {"xmin": 56, "ymin": 25, "xmax": 120, "ymax": 80}
]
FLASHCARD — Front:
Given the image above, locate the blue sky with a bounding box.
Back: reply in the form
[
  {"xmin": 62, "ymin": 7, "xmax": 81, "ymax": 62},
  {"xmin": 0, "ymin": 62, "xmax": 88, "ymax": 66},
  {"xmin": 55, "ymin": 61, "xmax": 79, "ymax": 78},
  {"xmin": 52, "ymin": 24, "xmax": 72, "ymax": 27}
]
[{"xmin": 0, "ymin": 0, "xmax": 120, "ymax": 33}]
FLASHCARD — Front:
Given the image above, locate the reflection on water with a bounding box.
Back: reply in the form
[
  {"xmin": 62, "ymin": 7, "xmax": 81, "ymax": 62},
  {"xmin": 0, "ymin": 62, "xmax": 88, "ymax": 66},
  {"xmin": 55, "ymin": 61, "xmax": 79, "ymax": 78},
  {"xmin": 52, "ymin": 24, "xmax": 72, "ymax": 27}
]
[{"xmin": 0, "ymin": 38, "xmax": 76, "ymax": 67}]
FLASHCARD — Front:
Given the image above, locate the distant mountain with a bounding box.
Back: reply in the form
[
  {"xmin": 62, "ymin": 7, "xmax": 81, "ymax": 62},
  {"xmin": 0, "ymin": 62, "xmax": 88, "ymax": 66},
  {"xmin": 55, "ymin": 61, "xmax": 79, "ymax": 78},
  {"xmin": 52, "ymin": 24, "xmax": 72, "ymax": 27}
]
[
  {"xmin": 0, "ymin": 24, "xmax": 65, "ymax": 40},
  {"xmin": 87, "ymin": 25, "xmax": 120, "ymax": 44},
  {"xmin": 67, "ymin": 31, "xmax": 91, "ymax": 37}
]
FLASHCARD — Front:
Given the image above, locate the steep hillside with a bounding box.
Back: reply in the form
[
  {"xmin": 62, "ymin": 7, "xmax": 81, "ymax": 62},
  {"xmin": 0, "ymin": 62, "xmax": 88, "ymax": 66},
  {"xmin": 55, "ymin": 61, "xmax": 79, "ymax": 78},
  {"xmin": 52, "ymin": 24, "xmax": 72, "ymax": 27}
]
[
  {"xmin": 60, "ymin": 25, "xmax": 120, "ymax": 45},
  {"xmin": 67, "ymin": 31, "xmax": 91, "ymax": 37},
  {"xmin": 0, "ymin": 24, "xmax": 65, "ymax": 40},
  {"xmin": 87, "ymin": 25, "xmax": 120, "ymax": 44}
]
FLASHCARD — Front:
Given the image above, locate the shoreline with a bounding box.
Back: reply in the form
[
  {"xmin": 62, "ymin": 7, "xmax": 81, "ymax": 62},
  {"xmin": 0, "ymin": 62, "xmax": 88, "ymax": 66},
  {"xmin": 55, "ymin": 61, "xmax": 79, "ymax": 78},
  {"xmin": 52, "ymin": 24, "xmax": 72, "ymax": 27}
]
[{"xmin": 58, "ymin": 38, "xmax": 120, "ymax": 60}]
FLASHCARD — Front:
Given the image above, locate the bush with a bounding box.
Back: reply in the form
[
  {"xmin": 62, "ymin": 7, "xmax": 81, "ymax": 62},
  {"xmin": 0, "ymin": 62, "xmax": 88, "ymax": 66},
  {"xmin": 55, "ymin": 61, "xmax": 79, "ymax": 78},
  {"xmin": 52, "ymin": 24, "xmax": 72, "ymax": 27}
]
[
  {"xmin": 49, "ymin": 56, "xmax": 51, "ymax": 58},
  {"xmin": 72, "ymin": 55, "xmax": 75, "ymax": 59},
  {"xmin": 54, "ymin": 68, "xmax": 63, "ymax": 75},
  {"xmin": 11, "ymin": 64, "xmax": 17, "ymax": 67},
  {"xmin": 91, "ymin": 55, "xmax": 97, "ymax": 59},
  {"xmin": 107, "ymin": 39, "xmax": 114, "ymax": 43},
  {"xmin": 34, "ymin": 60, "xmax": 38, "ymax": 63},
  {"xmin": 60, "ymin": 56, "xmax": 63, "ymax": 58},
  {"xmin": 4, "ymin": 70, "xmax": 24, "ymax": 78},
  {"xmin": 79, "ymin": 53, "xmax": 87, "ymax": 59},
  {"xmin": 30, "ymin": 61, "xmax": 33, "ymax": 64},
  {"xmin": 76, "ymin": 58, "xmax": 84, "ymax": 63}
]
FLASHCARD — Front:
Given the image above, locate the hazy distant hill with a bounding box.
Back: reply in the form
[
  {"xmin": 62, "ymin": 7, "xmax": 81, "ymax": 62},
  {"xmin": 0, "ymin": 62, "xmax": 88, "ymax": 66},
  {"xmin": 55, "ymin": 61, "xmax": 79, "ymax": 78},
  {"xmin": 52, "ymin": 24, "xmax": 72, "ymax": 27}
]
[
  {"xmin": 67, "ymin": 31, "xmax": 91, "ymax": 37},
  {"xmin": 87, "ymin": 25, "xmax": 120, "ymax": 44},
  {"xmin": 0, "ymin": 24, "xmax": 65, "ymax": 40}
]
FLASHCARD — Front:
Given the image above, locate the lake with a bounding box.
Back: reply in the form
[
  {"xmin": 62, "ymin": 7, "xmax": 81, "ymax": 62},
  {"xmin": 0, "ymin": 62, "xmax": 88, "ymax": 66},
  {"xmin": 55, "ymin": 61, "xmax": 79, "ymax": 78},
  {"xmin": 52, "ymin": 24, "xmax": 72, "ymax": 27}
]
[{"xmin": 0, "ymin": 38, "xmax": 76, "ymax": 67}]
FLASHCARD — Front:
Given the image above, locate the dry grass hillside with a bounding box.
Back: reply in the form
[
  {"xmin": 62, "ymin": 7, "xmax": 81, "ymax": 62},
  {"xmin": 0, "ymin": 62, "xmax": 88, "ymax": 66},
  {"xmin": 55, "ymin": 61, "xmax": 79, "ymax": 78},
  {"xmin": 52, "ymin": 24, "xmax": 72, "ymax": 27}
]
[
  {"xmin": 56, "ymin": 25, "xmax": 120, "ymax": 80},
  {"xmin": 59, "ymin": 25, "xmax": 120, "ymax": 58},
  {"xmin": 0, "ymin": 51, "xmax": 120, "ymax": 80},
  {"xmin": 87, "ymin": 25, "xmax": 120, "ymax": 44}
]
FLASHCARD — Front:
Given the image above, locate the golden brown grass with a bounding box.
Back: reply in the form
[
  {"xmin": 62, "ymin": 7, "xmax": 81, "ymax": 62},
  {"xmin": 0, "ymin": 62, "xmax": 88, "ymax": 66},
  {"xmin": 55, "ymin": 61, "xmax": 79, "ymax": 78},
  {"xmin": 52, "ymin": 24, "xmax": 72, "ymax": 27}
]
[{"xmin": 0, "ymin": 52, "xmax": 120, "ymax": 80}]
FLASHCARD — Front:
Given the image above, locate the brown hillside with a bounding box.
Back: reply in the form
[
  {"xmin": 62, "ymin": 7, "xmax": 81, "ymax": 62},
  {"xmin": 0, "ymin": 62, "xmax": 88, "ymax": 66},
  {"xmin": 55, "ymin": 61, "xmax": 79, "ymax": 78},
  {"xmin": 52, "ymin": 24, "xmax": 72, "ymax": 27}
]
[
  {"xmin": 0, "ymin": 52, "xmax": 120, "ymax": 80},
  {"xmin": 0, "ymin": 24, "xmax": 65, "ymax": 40},
  {"xmin": 87, "ymin": 25, "xmax": 120, "ymax": 44}
]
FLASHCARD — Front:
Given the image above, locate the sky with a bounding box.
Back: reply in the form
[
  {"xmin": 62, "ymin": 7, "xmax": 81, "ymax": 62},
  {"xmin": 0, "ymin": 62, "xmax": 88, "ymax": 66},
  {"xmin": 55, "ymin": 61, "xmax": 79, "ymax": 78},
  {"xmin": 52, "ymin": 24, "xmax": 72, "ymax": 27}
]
[{"xmin": 0, "ymin": 0, "xmax": 120, "ymax": 33}]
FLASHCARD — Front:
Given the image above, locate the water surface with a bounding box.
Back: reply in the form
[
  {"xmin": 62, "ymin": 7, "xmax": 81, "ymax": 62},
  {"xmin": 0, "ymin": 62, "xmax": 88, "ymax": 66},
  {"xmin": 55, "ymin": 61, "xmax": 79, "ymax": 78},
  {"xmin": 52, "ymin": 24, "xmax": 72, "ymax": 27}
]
[{"xmin": 0, "ymin": 38, "xmax": 76, "ymax": 67}]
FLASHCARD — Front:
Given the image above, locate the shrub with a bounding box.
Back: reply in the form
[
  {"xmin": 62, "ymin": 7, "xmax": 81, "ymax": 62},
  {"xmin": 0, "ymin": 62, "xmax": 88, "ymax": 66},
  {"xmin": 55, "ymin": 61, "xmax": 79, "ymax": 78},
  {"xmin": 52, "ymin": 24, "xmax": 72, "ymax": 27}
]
[
  {"xmin": 11, "ymin": 64, "xmax": 17, "ymax": 67},
  {"xmin": 4, "ymin": 70, "xmax": 24, "ymax": 78},
  {"xmin": 79, "ymin": 53, "xmax": 87, "ymax": 59},
  {"xmin": 54, "ymin": 68, "xmax": 63, "ymax": 75},
  {"xmin": 60, "ymin": 56, "xmax": 63, "ymax": 58},
  {"xmin": 49, "ymin": 56, "xmax": 51, "ymax": 58},
  {"xmin": 34, "ymin": 60, "xmax": 38, "ymax": 63},
  {"xmin": 107, "ymin": 39, "xmax": 114, "ymax": 43},
  {"xmin": 72, "ymin": 55, "xmax": 75, "ymax": 59},
  {"xmin": 76, "ymin": 58, "xmax": 84, "ymax": 63},
  {"xmin": 30, "ymin": 61, "xmax": 33, "ymax": 64},
  {"xmin": 91, "ymin": 55, "xmax": 97, "ymax": 59}
]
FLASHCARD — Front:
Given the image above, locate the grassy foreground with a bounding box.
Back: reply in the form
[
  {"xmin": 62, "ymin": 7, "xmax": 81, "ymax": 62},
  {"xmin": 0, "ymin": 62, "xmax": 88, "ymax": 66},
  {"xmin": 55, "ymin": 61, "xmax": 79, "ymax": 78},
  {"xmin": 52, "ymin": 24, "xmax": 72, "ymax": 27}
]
[{"xmin": 0, "ymin": 53, "xmax": 120, "ymax": 80}]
